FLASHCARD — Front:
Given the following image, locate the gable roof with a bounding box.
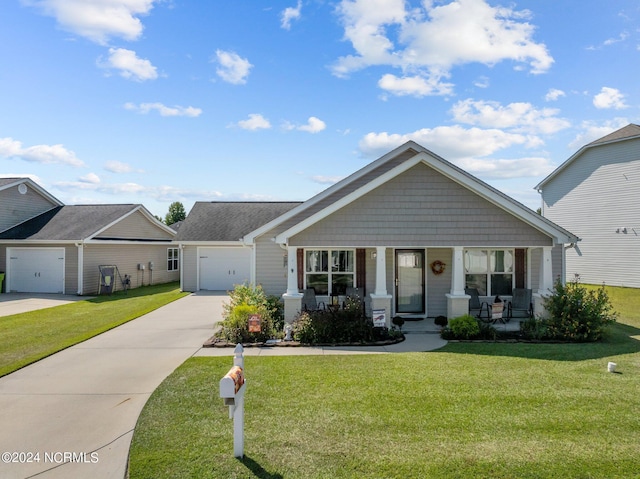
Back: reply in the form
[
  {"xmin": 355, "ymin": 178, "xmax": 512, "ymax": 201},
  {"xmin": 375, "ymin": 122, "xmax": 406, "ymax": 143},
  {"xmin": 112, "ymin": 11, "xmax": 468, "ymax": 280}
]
[
  {"xmin": 176, "ymin": 202, "xmax": 302, "ymax": 242},
  {"xmin": 0, "ymin": 177, "xmax": 63, "ymax": 206},
  {"xmin": 535, "ymin": 123, "xmax": 640, "ymax": 190},
  {"xmin": 0, "ymin": 204, "xmax": 174, "ymax": 241},
  {"xmin": 243, "ymin": 141, "xmax": 577, "ymax": 245}
]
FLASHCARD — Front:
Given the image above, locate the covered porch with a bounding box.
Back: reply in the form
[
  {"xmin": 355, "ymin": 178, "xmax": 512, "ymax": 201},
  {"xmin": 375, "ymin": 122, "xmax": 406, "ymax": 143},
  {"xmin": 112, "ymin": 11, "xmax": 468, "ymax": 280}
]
[{"xmin": 282, "ymin": 245, "xmax": 557, "ymax": 327}]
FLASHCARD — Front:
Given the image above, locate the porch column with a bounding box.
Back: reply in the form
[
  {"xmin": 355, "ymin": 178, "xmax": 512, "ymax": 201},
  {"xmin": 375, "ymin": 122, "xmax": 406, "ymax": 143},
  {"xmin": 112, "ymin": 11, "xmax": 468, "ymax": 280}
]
[
  {"xmin": 283, "ymin": 246, "xmax": 303, "ymax": 323},
  {"xmin": 370, "ymin": 246, "xmax": 392, "ymax": 327},
  {"xmin": 533, "ymin": 246, "xmax": 554, "ymax": 318},
  {"xmin": 446, "ymin": 246, "xmax": 468, "ymax": 319}
]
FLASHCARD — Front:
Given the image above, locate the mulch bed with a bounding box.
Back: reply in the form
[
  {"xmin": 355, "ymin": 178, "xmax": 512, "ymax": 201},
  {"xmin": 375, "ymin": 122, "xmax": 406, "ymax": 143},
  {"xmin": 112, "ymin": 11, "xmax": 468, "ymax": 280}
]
[{"xmin": 203, "ymin": 335, "xmax": 405, "ymax": 348}]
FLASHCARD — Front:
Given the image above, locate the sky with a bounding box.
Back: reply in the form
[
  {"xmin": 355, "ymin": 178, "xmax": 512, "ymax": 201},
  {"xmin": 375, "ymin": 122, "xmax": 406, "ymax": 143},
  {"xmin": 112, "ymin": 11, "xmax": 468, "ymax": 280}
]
[{"xmin": 1, "ymin": 0, "xmax": 639, "ymax": 219}]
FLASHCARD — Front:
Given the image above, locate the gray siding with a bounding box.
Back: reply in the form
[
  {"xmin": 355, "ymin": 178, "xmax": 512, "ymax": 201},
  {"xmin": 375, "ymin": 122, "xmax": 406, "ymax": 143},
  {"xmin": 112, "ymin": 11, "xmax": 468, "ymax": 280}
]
[
  {"xmin": 426, "ymin": 248, "xmax": 451, "ymax": 317},
  {"xmin": 96, "ymin": 210, "xmax": 174, "ymax": 240},
  {"xmin": 543, "ymin": 138, "xmax": 640, "ymax": 287},
  {"xmin": 255, "ymin": 238, "xmax": 288, "ymax": 295},
  {"xmin": 181, "ymin": 246, "xmax": 198, "ymax": 292},
  {"xmin": 290, "ymin": 163, "xmax": 552, "ymax": 247},
  {"xmin": 82, "ymin": 244, "xmax": 179, "ymax": 294},
  {"xmin": 0, "ymin": 185, "xmax": 57, "ymax": 232}
]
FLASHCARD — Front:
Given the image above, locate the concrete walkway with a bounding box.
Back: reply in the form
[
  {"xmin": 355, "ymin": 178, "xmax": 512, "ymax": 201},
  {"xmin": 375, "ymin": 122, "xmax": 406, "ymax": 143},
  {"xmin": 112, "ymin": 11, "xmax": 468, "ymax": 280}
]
[
  {"xmin": 0, "ymin": 292, "xmax": 447, "ymax": 479},
  {"xmin": 0, "ymin": 293, "xmax": 92, "ymax": 318}
]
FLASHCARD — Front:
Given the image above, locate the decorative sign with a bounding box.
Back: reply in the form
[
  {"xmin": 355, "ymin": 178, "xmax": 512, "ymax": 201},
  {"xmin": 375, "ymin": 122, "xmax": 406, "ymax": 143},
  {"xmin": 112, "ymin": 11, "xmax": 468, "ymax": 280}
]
[
  {"xmin": 373, "ymin": 309, "xmax": 386, "ymax": 327},
  {"xmin": 248, "ymin": 314, "xmax": 261, "ymax": 333}
]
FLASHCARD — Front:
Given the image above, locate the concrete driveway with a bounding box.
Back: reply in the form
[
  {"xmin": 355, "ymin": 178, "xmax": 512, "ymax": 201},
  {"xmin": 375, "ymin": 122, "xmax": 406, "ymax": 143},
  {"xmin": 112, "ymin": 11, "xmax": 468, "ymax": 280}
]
[
  {"xmin": 0, "ymin": 293, "xmax": 92, "ymax": 318},
  {"xmin": 0, "ymin": 291, "xmax": 446, "ymax": 478},
  {"xmin": 0, "ymin": 291, "xmax": 222, "ymax": 479}
]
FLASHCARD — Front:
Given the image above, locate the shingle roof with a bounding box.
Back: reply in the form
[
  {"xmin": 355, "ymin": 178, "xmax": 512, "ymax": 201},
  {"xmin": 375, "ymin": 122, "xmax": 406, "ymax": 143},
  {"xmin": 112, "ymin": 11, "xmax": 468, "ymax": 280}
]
[
  {"xmin": 0, "ymin": 204, "xmax": 140, "ymax": 240},
  {"xmin": 587, "ymin": 123, "xmax": 640, "ymax": 146},
  {"xmin": 176, "ymin": 202, "xmax": 301, "ymax": 242}
]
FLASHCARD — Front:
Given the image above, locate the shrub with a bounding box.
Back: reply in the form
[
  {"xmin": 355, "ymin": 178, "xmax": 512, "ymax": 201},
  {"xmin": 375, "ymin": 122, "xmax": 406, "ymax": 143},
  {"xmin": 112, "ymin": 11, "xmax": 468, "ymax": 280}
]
[
  {"xmin": 447, "ymin": 314, "xmax": 480, "ymax": 339},
  {"xmin": 542, "ymin": 277, "xmax": 617, "ymax": 342},
  {"xmin": 434, "ymin": 315, "xmax": 448, "ymax": 327},
  {"xmin": 292, "ymin": 302, "xmax": 390, "ymax": 344},
  {"xmin": 216, "ymin": 283, "xmax": 284, "ymax": 343}
]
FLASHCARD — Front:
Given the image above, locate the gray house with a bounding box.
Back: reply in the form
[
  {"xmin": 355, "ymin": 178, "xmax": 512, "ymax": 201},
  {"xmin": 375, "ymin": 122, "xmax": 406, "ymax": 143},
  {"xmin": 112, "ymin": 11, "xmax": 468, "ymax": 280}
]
[
  {"xmin": 0, "ymin": 177, "xmax": 179, "ymax": 295},
  {"xmin": 179, "ymin": 141, "xmax": 577, "ymax": 324},
  {"xmin": 536, "ymin": 123, "xmax": 640, "ymax": 288}
]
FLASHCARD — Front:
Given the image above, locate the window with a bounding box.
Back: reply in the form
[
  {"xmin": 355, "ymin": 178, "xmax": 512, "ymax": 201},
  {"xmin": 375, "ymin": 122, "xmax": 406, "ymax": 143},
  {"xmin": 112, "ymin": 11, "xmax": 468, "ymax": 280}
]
[
  {"xmin": 167, "ymin": 248, "xmax": 179, "ymax": 271},
  {"xmin": 464, "ymin": 249, "xmax": 513, "ymax": 296},
  {"xmin": 305, "ymin": 249, "xmax": 354, "ymax": 295}
]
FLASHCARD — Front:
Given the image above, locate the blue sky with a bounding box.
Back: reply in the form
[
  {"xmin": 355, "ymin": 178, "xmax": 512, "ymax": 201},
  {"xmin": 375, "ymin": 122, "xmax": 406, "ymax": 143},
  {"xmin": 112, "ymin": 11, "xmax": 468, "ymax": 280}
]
[{"xmin": 1, "ymin": 0, "xmax": 638, "ymax": 218}]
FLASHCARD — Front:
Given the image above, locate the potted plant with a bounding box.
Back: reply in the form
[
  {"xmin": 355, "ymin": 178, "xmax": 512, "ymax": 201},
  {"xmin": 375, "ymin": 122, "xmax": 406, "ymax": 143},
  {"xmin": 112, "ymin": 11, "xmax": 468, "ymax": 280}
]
[
  {"xmin": 434, "ymin": 315, "xmax": 448, "ymax": 328},
  {"xmin": 392, "ymin": 316, "xmax": 405, "ymax": 331}
]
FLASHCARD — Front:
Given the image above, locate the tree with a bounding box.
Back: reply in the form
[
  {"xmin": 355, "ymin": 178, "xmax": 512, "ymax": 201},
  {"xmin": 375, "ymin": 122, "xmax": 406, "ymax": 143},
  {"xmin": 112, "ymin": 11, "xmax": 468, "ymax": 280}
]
[{"xmin": 165, "ymin": 201, "xmax": 186, "ymax": 225}]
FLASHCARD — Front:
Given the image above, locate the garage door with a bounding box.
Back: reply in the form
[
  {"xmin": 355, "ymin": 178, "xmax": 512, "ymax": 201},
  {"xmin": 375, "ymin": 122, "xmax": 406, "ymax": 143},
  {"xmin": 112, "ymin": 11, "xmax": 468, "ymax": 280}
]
[
  {"xmin": 8, "ymin": 248, "xmax": 65, "ymax": 293},
  {"xmin": 199, "ymin": 247, "xmax": 251, "ymax": 291}
]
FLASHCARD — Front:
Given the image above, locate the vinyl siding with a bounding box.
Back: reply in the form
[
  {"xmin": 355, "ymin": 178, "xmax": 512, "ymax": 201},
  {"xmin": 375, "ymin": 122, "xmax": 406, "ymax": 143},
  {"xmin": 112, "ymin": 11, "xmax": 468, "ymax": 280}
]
[
  {"xmin": 0, "ymin": 185, "xmax": 57, "ymax": 232},
  {"xmin": 82, "ymin": 244, "xmax": 179, "ymax": 294},
  {"xmin": 543, "ymin": 138, "xmax": 640, "ymax": 287},
  {"xmin": 255, "ymin": 238, "xmax": 288, "ymax": 295},
  {"xmin": 426, "ymin": 248, "xmax": 451, "ymax": 317},
  {"xmin": 95, "ymin": 210, "xmax": 174, "ymax": 240},
  {"xmin": 290, "ymin": 163, "xmax": 551, "ymax": 247},
  {"xmin": 181, "ymin": 246, "xmax": 198, "ymax": 292}
]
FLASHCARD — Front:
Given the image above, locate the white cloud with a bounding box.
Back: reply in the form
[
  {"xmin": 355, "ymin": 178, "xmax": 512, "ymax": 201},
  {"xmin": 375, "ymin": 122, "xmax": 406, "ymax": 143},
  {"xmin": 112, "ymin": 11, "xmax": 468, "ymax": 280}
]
[
  {"xmin": 237, "ymin": 114, "xmax": 271, "ymax": 131},
  {"xmin": 297, "ymin": 117, "xmax": 326, "ymax": 133},
  {"xmin": 104, "ymin": 160, "xmax": 144, "ymax": 173},
  {"xmin": 54, "ymin": 180, "xmax": 223, "ymax": 202},
  {"xmin": 545, "ymin": 88, "xmax": 565, "ymax": 101},
  {"xmin": 101, "ymin": 47, "xmax": 158, "ymax": 81},
  {"xmin": 456, "ymin": 156, "xmax": 555, "ymax": 179},
  {"xmin": 23, "ymin": 0, "xmax": 157, "ymax": 45},
  {"xmin": 358, "ymin": 125, "xmax": 535, "ymax": 160},
  {"xmin": 124, "ymin": 102, "xmax": 202, "ymax": 117},
  {"xmin": 214, "ymin": 50, "xmax": 253, "ymax": 84},
  {"xmin": 281, "ymin": 1, "xmax": 302, "ymax": 30},
  {"xmin": 593, "ymin": 87, "xmax": 628, "ymax": 110},
  {"xmin": 312, "ymin": 175, "xmax": 344, "ymax": 185},
  {"xmin": 333, "ymin": 0, "xmax": 553, "ymax": 96},
  {"xmin": 450, "ymin": 99, "xmax": 570, "ymax": 134},
  {"xmin": 378, "ymin": 73, "xmax": 454, "ymax": 97},
  {"xmin": 79, "ymin": 172, "xmax": 100, "ymax": 184},
  {"xmin": 0, "ymin": 137, "xmax": 85, "ymax": 167}
]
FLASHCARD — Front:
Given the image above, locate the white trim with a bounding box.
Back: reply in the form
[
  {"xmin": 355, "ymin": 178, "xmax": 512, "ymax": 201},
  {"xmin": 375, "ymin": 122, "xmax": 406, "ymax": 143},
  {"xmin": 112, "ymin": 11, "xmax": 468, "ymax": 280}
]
[{"xmin": 0, "ymin": 177, "xmax": 64, "ymax": 206}]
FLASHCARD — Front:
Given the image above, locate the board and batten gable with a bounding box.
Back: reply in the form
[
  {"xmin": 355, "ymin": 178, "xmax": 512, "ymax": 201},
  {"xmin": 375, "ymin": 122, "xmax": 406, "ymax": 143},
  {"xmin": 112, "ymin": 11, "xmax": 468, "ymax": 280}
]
[
  {"xmin": 0, "ymin": 182, "xmax": 58, "ymax": 232},
  {"xmin": 542, "ymin": 136, "xmax": 640, "ymax": 287},
  {"xmin": 288, "ymin": 163, "xmax": 552, "ymax": 247}
]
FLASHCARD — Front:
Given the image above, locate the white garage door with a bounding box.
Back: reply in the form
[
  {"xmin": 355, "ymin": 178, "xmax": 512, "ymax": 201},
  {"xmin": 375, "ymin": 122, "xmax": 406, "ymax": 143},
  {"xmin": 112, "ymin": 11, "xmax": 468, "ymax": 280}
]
[
  {"xmin": 8, "ymin": 248, "xmax": 65, "ymax": 293},
  {"xmin": 199, "ymin": 247, "xmax": 251, "ymax": 291}
]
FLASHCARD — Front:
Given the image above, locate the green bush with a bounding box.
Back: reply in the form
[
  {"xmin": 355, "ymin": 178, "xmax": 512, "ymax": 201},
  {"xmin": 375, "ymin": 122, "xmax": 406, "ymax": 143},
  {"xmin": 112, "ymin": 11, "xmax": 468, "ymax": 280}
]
[
  {"xmin": 292, "ymin": 302, "xmax": 397, "ymax": 344},
  {"xmin": 215, "ymin": 283, "xmax": 284, "ymax": 343},
  {"xmin": 542, "ymin": 277, "xmax": 617, "ymax": 341},
  {"xmin": 447, "ymin": 314, "xmax": 480, "ymax": 339}
]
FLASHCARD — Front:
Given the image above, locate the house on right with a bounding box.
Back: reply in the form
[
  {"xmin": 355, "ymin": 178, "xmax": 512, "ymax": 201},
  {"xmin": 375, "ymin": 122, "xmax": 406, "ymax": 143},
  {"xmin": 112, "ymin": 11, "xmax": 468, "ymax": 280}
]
[{"xmin": 536, "ymin": 124, "xmax": 640, "ymax": 288}]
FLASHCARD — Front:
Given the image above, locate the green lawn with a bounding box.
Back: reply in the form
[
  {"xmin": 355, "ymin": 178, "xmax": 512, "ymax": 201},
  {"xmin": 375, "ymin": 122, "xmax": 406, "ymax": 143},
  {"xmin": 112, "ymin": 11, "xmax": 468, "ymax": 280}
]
[
  {"xmin": 0, "ymin": 282, "xmax": 188, "ymax": 377},
  {"xmin": 128, "ymin": 286, "xmax": 640, "ymax": 478}
]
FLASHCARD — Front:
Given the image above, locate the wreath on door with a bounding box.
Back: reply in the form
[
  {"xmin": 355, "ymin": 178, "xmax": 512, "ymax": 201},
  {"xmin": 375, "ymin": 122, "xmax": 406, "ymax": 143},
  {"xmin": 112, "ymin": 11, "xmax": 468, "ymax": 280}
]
[{"xmin": 430, "ymin": 260, "xmax": 446, "ymax": 275}]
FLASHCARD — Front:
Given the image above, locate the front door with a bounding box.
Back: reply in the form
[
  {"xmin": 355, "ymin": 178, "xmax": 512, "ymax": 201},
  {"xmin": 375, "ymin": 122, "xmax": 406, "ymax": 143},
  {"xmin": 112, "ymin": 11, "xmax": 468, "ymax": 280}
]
[{"xmin": 395, "ymin": 250, "xmax": 425, "ymax": 314}]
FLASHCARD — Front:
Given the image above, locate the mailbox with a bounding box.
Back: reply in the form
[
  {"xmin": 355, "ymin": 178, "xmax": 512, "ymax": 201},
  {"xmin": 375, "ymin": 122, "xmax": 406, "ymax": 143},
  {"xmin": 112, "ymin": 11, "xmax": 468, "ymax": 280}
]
[
  {"xmin": 219, "ymin": 365, "xmax": 244, "ymax": 406},
  {"xmin": 218, "ymin": 344, "xmax": 246, "ymax": 458}
]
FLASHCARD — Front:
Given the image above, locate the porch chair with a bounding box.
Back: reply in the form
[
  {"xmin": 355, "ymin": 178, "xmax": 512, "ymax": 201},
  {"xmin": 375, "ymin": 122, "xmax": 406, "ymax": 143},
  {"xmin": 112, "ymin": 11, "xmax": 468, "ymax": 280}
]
[
  {"xmin": 465, "ymin": 288, "xmax": 490, "ymax": 322},
  {"xmin": 506, "ymin": 288, "xmax": 533, "ymax": 321},
  {"xmin": 301, "ymin": 288, "xmax": 326, "ymax": 312}
]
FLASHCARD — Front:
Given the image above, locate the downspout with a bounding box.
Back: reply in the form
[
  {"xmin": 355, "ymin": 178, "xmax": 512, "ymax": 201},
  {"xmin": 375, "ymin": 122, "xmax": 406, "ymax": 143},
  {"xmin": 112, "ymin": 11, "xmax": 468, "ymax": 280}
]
[{"xmin": 76, "ymin": 242, "xmax": 84, "ymax": 295}]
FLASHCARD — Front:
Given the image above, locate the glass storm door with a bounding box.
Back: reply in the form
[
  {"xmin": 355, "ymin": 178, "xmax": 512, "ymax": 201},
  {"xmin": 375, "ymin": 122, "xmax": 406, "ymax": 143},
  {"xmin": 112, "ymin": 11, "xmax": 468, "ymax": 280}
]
[{"xmin": 395, "ymin": 250, "xmax": 425, "ymax": 314}]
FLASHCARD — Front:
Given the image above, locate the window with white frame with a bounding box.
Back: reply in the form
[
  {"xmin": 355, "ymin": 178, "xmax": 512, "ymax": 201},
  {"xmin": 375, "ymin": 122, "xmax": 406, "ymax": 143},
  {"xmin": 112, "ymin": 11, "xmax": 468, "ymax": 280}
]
[
  {"xmin": 464, "ymin": 249, "xmax": 513, "ymax": 296},
  {"xmin": 167, "ymin": 247, "xmax": 179, "ymax": 271},
  {"xmin": 305, "ymin": 249, "xmax": 354, "ymax": 295}
]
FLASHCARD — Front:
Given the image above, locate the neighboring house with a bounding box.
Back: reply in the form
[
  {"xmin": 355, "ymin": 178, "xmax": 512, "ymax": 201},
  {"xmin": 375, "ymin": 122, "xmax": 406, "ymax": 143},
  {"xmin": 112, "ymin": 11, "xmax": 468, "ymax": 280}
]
[
  {"xmin": 536, "ymin": 123, "xmax": 640, "ymax": 288},
  {"xmin": 179, "ymin": 142, "xmax": 577, "ymax": 324},
  {"xmin": 0, "ymin": 178, "xmax": 179, "ymax": 294}
]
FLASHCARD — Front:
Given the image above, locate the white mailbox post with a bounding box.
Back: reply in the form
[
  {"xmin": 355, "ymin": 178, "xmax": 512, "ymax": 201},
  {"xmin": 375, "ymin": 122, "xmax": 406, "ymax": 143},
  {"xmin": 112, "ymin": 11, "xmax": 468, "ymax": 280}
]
[{"xmin": 219, "ymin": 344, "xmax": 246, "ymax": 458}]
